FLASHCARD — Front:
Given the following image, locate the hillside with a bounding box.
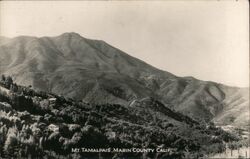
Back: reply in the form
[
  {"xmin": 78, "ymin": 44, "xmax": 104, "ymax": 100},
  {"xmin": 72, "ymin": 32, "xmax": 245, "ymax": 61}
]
[
  {"xmin": 0, "ymin": 32, "xmax": 248, "ymax": 128},
  {"xmin": 0, "ymin": 78, "xmax": 241, "ymax": 158}
]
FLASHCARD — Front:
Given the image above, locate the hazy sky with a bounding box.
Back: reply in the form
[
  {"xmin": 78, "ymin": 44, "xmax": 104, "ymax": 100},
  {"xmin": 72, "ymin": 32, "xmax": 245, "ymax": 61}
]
[{"xmin": 0, "ymin": 1, "xmax": 249, "ymax": 87}]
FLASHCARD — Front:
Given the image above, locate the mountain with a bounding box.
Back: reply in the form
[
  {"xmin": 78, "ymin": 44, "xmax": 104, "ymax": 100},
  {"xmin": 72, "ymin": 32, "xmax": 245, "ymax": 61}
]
[
  {"xmin": 0, "ymin": 32, "xmax": 249, "ymax": 127},
  {"xmin": 0, "ymin": 33, "xmax": 173, "ymax": 101},
  {"xmin": 0, "ymin": 80, "xmax": 239, "ymax": 158},
  {"xmin": 0, "ymin": 37, "xmax": 10, "ymax": 45}
]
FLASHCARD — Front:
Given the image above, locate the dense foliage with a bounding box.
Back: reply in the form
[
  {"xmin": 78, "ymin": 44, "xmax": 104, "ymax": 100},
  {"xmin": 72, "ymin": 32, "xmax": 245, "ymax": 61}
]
[{"xmin": 0, "ymin": 75, "xmax": 239, "ymax": 159}]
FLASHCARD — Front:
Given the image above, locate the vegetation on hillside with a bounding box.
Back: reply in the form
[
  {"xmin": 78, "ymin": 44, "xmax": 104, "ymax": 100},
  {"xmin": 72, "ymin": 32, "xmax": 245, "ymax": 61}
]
[{"xmin": 0, "ymin": 75, "xmax": 240, "ymax": 158}]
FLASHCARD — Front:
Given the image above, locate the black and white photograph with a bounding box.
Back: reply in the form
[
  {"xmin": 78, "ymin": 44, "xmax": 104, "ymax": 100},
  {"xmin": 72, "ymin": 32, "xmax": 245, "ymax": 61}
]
[{"xmin": 0, "ymin": 1, "xmax": 249, "ymax": 158}]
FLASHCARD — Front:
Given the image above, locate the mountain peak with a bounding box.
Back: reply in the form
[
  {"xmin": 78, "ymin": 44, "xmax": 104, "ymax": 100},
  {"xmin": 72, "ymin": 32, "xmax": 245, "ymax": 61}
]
[{"xmin": 59, "ymin": 32, "xmax": 83, "ymax": 38}]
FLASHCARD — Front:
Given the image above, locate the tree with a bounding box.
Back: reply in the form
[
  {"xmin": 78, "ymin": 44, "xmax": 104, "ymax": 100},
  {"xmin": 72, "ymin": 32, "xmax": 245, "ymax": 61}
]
[
  {"xmin": 1, "ymin": 74, "xmax": 6, "ymax": 82},
  {"xmin": 4, "ymin": 128, "xmax": 19, "ymax": 157},
  {"xmin": 5, "ymin": 76, "xmax": 13, "ymax": 89},
  {"xmin": 10, "ymin": 84, "xmax": 18, "ymax": 93}
]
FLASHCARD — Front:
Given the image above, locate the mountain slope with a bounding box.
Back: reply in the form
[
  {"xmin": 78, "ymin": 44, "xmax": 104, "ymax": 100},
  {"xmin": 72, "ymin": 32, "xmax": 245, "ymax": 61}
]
[
  {"xmin": 0, "ymin": 32, "xmax": 248, "ymax": 127},
  {"xmin": 0, "ymin": 33, "xmax": 173, "ymax": 101}
]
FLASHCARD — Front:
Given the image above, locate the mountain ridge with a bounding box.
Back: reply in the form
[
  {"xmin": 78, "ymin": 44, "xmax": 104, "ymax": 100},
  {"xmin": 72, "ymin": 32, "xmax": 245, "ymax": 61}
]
[
  {"xmin": 0, "ymin": 32, "xmax": 248, "ymax": 128},
  {"xmin": 1, "ymin": 33, "xmax": 247, "ymax": 88}
]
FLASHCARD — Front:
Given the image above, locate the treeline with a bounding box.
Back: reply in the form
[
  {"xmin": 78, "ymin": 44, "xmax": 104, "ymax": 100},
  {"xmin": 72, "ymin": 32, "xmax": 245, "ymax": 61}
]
[{"xmin": 0, "ymin": 75, "xmax": 49, "ymax": 97}]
